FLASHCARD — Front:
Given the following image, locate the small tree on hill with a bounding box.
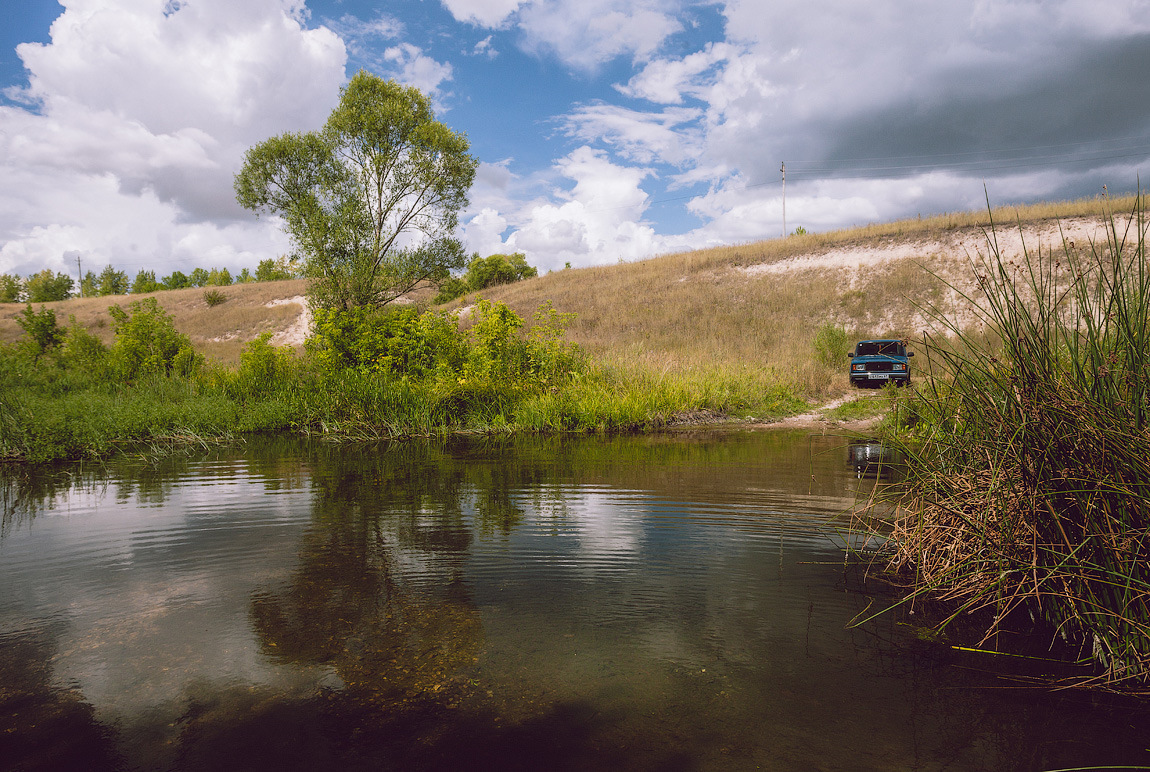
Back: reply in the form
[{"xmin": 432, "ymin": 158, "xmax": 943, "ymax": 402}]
[
  {"xmin": 132, "ymin": 270, "xmax": 162, "ymax": 294},
  {"xmin": 235, "ymin": 70, "xmax": 478, "ymax": 311},
  {"xmin": 0, "ymin": 273, "xmax": 21, "ymax": 303},
  {"xmin": 162, "ymin": 271, "xmax": 191, "ymax": 290},
  {"xmin": 434, "ymin": 252, "xmax": 538, "ymax": 303},
  {"xmin": 96, "ymin": 265, "xmax": 129, "ymax": 296},
  {"xmin": 24, "ymin": 269, "xmax": 72, "ymax": 302}
]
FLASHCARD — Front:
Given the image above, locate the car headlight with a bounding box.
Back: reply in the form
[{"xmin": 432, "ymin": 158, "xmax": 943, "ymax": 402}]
[
  {"xmin": 852, "ymin": 364, "xmax": 865, "ymax": 371},
  {"xmin": 893, "ymin": 363, "xmax": 906, "ymax": 371}
]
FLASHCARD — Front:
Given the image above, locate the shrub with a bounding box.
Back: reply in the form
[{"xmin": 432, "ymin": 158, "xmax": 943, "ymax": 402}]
[
  {"xmin": 203, "ymin": 289, "xmax": 227, "ymax": 307},
  {"xmin": 309, "ymin": 305, "xmax": 468, "ymax": 379},
  {"xmin": 233, "ymin": 333, "xmax": 297, "ymax": 398},
  {"xmin": 60, "ymin": 318, "xmax": 108, "ymax": 375},
  {"xmin": 434, "ymin": 252, "xmax": 538, "ymax": 303},
  {"xmin": 813, "ymin": 322, "xmax": 848, "ymax": 368},
  {"xmin": 15, "ymin": 304, "xmax": 63, "ymax": 358},
  {"xmin": 108, "ymin": 297, "xmax": 201, "ymax": 379}
]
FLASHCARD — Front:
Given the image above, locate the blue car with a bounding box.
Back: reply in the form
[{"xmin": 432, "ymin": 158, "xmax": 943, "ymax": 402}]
[{"xmin": 848, "ymin": 339, "xmax": 913, "ymax": 387}]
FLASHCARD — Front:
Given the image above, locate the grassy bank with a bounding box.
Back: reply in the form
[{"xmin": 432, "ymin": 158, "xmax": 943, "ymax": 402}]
[
  {"xmin": 876, "ymin": 193, "xmax": 1150, "ymax": 687},
  {"xmin": 0, "ymin": 297, "xmax": 808, "ymax": 464}
]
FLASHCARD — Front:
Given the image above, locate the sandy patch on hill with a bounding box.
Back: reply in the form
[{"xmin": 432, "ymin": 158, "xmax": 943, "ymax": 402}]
[
  {"xmin": 739, "ymin": 217, "xmax": 1121, "ymax": 279},
  {"xmin": 737, "ymin": 216, "xmax": 1141, "ymax": 335},
  {"xmin": 267, "ymin": 296, "xmax": 311, "ymax": 346}
]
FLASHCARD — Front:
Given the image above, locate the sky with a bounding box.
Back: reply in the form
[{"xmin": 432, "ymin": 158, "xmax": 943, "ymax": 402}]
[{"xmin": 2, "ymin": 0, "xmax": 1150, "ymax": 280}]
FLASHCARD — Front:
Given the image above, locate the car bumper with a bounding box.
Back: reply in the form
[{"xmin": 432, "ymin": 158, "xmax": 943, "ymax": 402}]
[{"xmin": 850, "ymin": 372, "xmax": 910, "ymax": 387}]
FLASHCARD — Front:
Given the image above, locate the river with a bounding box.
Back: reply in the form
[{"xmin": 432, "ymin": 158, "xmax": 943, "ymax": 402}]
[{"xmin": 1, "ymin": 430, "xmax": 1147, "ymax": 771}]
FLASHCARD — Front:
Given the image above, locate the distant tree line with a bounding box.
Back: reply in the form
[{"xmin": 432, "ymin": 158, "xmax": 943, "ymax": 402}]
[
  {"xmin": 0, "ymin": 257, "xmax": 301, "ymax": 303},
  {"xmin": 1, "ymin": 251, "xmax": 540, "ymax": 305}
]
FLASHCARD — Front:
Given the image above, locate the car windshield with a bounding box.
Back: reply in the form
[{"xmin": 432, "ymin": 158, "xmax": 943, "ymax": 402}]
[{"xmin": 856, "ymin": 341, "xmax": 904, "ymax": 357}]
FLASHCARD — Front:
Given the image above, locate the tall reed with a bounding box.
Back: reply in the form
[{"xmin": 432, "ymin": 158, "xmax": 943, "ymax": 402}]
[{"xmin": 881, "ymin": 192, "xmax": 1150, "ymax": 686}]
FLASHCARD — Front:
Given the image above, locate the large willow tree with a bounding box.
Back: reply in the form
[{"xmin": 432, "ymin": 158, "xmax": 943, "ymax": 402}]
[{"xmin": 235, "ymin": 71, "xmax": 478, "ymax": 310}]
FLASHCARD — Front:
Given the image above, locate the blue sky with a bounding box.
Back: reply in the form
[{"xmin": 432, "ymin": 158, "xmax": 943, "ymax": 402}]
[{"xmin": 2, "ymin": 0, "xmax": 1150, "ymax": 279}]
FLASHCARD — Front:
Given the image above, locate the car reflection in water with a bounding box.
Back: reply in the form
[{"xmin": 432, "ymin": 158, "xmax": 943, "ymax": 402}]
[{"xmin": 847, "ymin": 440, "xmax": 901, "ymax": 479}]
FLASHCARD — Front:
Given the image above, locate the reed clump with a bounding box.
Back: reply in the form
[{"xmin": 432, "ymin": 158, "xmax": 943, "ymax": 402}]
[{"xmin": 881, "ymin": 193, "xmax": 1150, "ymax": 686}]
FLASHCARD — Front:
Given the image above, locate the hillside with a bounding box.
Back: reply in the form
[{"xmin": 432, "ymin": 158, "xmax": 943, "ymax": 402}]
[{"xmin": 1, "ymin": 196, "xmax": 1141, "ymax": 399}]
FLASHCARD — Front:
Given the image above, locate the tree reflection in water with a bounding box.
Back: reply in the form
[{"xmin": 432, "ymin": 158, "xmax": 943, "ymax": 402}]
[{"xmin": 250, "ymin": 442, "xmax": 485, "ymax": 711}]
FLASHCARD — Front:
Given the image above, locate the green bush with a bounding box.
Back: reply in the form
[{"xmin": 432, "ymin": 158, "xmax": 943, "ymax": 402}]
[
  {"xmin": 813, "ymin": 322, "xmax": 849, "ymax": 369},
  {"xmin": 15, "ymin": 304, "xmax": 64, "ymax": 358},
  {"xmin": 108, "ymin": 298, "xmax": 201, "ymax": 380},
  {"xmin": 60, "ymin": 318, "xmax": 109, "ymax": 376},
  {"xmin": 434, "ymin": 252, "xmax": 538, "ymax": 303},
  {"xmin": 203, "ymin": 289, "xmax": 227, "ymax": 307}
]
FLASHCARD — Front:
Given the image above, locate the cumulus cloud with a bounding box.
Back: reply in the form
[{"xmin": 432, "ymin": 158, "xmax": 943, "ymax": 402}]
[
  {"xmin": 465, "ymin": 147, "xmax": 665, "ymax": 271},
  {"xmin": 441, "ymin": 0, "xmax": 527, "ymax": 28},
  {"xmin": 558, "ymin": 103, "xmax": 702, "ymax": 166},
  {"xmin": 382, "ymin": 43, "xmax": 455, "ymax": 98},
  {"xmin": 0, "ymin": 0, "xmax": 347, "ymax": 277},
  {"xmin": 517, "ymin": 0, "xmax": 682, "ymax": 70}
]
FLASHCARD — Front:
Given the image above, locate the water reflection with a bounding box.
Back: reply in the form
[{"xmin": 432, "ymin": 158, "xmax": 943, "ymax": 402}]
[
  {"xmin": 847, "ymin": 439, "xmax": 902, "ymax": 479},
  {"xmin": 2, "ymin": 431, "xmax": 1149, "ymax": 771}
]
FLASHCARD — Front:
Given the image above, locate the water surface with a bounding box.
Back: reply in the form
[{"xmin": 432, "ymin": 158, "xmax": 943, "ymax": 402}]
[{"xmin": 1, "ymin": 431, "xmax": 1147, "ymax": 771}]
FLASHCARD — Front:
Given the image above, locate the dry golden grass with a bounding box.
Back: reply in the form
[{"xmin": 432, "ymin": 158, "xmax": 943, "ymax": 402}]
[{"xmin": 445, "ymin": 195, "xmax": 1138, "ymax": 400}]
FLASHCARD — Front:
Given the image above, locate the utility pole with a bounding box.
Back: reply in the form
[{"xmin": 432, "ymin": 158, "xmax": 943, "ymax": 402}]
[
  {"xmin": 780, "ymin": 161, "xmax": 786, "ymax": 237},
  {"xmin": 75, "ymin": 253, "xmax": 83, "ymax": 297}
]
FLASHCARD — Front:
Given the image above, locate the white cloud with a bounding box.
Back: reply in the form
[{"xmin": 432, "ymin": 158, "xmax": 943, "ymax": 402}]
[
  {"xmin": 559, "ymin": 103, "xmax": 702, "ymax": 166},
  {"xmin": 0, "ymin": 0, "xmax": 347, "ymax": 277},
  {"xmin": 382, "ymin": 43, "xmax": 455, "ymax": 98},
  {"xmin": 476, "ymin": 147, "xmax": 663, "ymax": 271},
  {"xmin": 440, "ymin": 0, "xmax": 527, "ymax": 28},
  {"xmin": 518, "ymin": 0, "xmax": 682, "ymax": 70},
  {"xmin": 473, "ymin": 35, "xmax": 498, "ymax": 58}
]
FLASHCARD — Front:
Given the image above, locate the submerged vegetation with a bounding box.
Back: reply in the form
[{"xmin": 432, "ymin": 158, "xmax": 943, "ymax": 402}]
[{"xmin": 878, "ymin": 193, "xmax": 1150, "ymax": 687}]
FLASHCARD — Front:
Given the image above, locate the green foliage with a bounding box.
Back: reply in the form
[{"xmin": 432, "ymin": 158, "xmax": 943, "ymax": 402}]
[
  {"xmin": 255, "ymin": 257, "xmax": 297, "ymax": 282},
  {"xmin": 234, "ymin": 333, "xmax": 296, "ymax": 398},
  {"xmin": 237, "ymin": 268, "xmax": 254, "ymax": 283},
  {"xmin": 0, "ymin": 273, "xmax": 22, "ymax": 302},
  {"xmin": 435, "ymin": 252, "xmax": 538, "ymax": 303},
  {"xmin": 162, "ymin": 270, "xmax": 191, "ymax": 290},
  {"xmin": 108, "ymin": 297, "xmax": 201, "ymax": 380},
  {"xmin": 203, "ymin": 289, "xmax": 227, "ymax": 307},
  {"xmin": 131, "ymin": 269, "xmax": 161, "ymax": 294},
  {"xmin": 24, "ymin": 269, "xmax": 73, "ymax": 302},
  {"xmin": 60, "ymin": 318, "xmax": 109, "ymax": 376},
  {"xmin": 96, "ymin": 265, "xmax": 129, "ymax": 296},
  {"xmin": 206, "ymin": 267, "xmax": 233, "ymax": 286},
  {"xmin": 15, "ymin": 304, "xmax": 64, "ymax": 357},
  {"xmin": 813, "ymin": 322, "xmax": 849, "ymax": 368},
  {"xmin": 309, "ymin": 305, "xmax": 467, "ymax": 379},
  {"xmin": 235, "ymin": 70, "xmax": 478, "ymax": 311},
  {"xmin": 467, "ymin": 298, "xmax": 525, "ymax": 379},
  {"xmin": 189, "ymin": 268, "xmax": 210, "ymax": 288}
]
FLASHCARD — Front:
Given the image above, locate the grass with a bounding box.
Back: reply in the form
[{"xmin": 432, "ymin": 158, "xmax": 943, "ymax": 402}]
[{"xmin": 874, "ymin": 191, "xmax": 1150, "ymax": 687}]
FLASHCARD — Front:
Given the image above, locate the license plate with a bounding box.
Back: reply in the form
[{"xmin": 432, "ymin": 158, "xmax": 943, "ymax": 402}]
[{"xmin": 867, "ymin": 373, "xmax": 890, "ymax": 380}]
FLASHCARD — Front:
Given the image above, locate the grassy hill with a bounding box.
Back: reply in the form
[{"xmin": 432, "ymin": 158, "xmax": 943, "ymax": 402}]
[{"xmin": 1, "ymin": 194, "xmax": 1138, "ymax": 402}]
